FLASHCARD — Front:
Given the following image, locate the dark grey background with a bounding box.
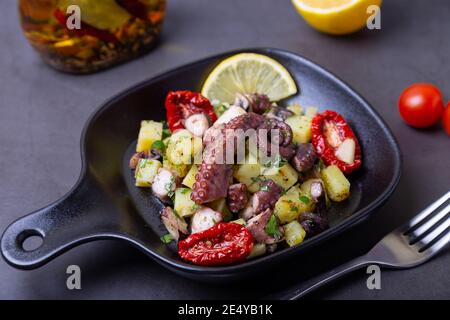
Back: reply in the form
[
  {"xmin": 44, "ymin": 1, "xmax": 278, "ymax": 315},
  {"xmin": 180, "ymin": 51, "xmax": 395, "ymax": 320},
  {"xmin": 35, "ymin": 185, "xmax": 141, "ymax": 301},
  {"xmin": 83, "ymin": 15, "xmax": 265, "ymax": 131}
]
[{"xmin": 0, "ymin": 0, "xmax": 449, "ymax": 299}]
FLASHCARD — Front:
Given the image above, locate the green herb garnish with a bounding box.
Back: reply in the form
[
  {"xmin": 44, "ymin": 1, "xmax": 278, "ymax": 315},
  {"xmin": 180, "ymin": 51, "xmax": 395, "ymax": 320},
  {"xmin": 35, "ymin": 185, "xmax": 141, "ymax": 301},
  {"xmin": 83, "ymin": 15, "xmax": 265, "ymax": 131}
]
[
  {"xmin": 266, "ymin": 215, "xmax": 282, "ymax": 240},
  {"xmin": 151, "ymin": 140, "xmax": 166, "ymax": 152},
  {"xmin": 299, "ymin": 195, "xmax": 311, "ymax": 204},
  {"xmin": 160, "ymin": 233, "xmax": 174, "ymax": 244},
  {"xmin": 138, "ymin": 158, "xmax": 148, "ymax": 168},
  {"xmin": 260, "ymin": 184, "xmax": 270, "ymax": 192},
  {"xmin": 180, "ymin": 188, "xmax": 190, "ymax": 195},
  {"xmin": 165, "ymin": 176, "xmax": 176, "ymax": 199},
  {"xmin": 251, "ymin": 176, "xmax": 263, "ymax": 184},
  {"xmin": 271, "ymin": 154, "xmax": 287, "ymax": 168},
  {"xmin": 213, "ymin": 101, "xmax": 230, "ymax": 117}
]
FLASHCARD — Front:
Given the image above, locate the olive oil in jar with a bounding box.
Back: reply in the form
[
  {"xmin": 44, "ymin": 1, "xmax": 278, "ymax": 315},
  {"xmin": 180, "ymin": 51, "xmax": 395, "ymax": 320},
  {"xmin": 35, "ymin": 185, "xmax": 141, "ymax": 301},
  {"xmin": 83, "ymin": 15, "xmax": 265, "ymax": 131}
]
[{"xmin": 19, "ymin": 0, "xmax": 166, "ymax": 73}]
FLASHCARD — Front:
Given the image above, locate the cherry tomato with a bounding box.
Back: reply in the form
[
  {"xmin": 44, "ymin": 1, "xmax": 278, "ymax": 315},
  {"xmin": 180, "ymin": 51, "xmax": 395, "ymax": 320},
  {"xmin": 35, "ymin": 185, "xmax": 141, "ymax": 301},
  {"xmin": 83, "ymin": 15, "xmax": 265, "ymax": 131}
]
[
  {"xmin": 178, "ymin": 222, "xmax": 253, "ymax": 266},
  {"xmin": 398, "ymin": 83, "xmax": 444, "ymax": 128},
  {"xmin": 443, "ymin": 102, "xmax": 450, "ymax": 136}
]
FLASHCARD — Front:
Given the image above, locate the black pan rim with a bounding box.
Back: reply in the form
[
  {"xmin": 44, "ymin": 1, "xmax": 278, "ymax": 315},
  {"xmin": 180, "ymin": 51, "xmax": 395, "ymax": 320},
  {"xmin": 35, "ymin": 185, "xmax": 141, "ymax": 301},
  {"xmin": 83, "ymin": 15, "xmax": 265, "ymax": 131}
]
[{"xmin": 75, "ymin": 47, "xmax": 402, "ymax": 275}]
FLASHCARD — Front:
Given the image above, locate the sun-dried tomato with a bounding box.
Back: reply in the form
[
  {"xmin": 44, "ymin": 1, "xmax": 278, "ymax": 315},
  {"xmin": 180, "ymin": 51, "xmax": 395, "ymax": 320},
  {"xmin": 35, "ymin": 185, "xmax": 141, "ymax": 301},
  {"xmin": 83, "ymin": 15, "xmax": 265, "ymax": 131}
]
[
  {"xmin": 165, "ymin": 91, "xmax": 217, "ymax": 132},
  {"xmin": 311, "ymin": 110, "xmax": 362, "ymax": 174},
  {"xmin": 178, "ymin": 223, "xmax": 253, "ymax": 266}
]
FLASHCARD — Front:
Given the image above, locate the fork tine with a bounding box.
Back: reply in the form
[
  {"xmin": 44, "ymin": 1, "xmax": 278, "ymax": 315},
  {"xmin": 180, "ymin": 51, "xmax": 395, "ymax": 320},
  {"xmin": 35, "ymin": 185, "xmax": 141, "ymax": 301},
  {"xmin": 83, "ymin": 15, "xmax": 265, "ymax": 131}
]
[
  {"xmin": 425, "ymin": 228, "xmax": 450, "ymax": 254},
  {"xmin": 416, "ymin": 217, "xmax": 450, "ymax": 250},
  {"xmin": 408, "ymin": 203, "xmax": 450, "ymax": 242},
  {"xmin": 403, "ymin": 190, "xmax": 450, "ymax": 234}
]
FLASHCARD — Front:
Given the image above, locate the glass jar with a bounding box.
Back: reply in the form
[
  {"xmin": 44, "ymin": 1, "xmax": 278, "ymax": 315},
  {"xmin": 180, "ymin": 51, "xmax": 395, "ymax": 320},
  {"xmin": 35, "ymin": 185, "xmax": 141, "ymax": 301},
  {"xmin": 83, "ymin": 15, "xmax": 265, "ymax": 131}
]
[{"xmin": 19, "ymin": 0, "xmax": 166, "ymax": 73}]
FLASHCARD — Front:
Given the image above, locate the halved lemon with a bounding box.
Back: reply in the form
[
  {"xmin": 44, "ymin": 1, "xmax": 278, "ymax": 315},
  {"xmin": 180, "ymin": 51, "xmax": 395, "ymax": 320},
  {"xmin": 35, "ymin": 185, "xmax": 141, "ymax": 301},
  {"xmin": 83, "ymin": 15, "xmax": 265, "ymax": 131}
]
[
  {"xmin": 292, "ymin": 0, "xmax": 382, "ymax": 35},
  {"xmin": 201, "ymin": 53, "xmax": 298, "ymax": 104}
]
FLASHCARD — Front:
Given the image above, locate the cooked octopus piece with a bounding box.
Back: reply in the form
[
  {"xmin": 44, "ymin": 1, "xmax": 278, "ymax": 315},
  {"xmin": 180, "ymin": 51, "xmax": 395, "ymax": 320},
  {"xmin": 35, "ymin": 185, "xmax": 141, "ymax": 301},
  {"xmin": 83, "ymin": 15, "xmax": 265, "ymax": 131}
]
[
  {"xmin": 152, "ymin": 168, "xmax": 178, "ymax": 201},
  {"xmin": 184, "ymin": 113, "xmax": 210, "ymax": 137},
  {"xmin": 160, "ymin": 207, "xmax": 188, "ymax": 241},
  {"xmin": 246, "ymin": 208, "xmax": 283, "ymax": 244},
  {"xmin": 227, "ymin": 183, "xmax": 249, "ymax": 213},
  {"xmin": 252, "ymin": 179, "xmax": 283, "ymax": 214},
  {"xmin": 234, "ymin": 93, "xmax": 272, "ymax": 114},
  {"xmin": 291, "ymin": 143, "xmax": 317, "ymax": 173},
  {"xmin": 299, "ymin": 212, "xmax": 329, "ymax": 237},
  {"xmin": 266, "ymin": 106, "xmax": 295, "ymax": 121},
  {"xmin": 190, "ymin": 207, "xmax": 223, "ymax": 234}
]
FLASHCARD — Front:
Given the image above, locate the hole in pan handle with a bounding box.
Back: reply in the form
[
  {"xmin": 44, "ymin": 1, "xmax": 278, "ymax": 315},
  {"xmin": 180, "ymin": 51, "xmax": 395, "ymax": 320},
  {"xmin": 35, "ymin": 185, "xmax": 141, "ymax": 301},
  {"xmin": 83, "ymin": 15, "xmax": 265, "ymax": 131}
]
[{"xmin": 0, "ymin": 174, "xmax": 122, "ymax": 270}]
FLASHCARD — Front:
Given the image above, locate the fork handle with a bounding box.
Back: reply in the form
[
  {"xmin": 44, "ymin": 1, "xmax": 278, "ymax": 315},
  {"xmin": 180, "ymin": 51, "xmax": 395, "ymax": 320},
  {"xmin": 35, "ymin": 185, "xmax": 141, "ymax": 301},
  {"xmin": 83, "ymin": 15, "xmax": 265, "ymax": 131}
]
[{"xmin": 270, "ymin": 255, "xmax": 371, "ymax": 300}]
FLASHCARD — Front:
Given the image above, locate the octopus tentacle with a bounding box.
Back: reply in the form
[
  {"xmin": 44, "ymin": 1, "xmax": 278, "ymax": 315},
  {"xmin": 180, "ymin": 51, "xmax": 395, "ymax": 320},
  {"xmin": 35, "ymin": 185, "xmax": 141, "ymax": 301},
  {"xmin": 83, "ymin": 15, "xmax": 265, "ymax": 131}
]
[
  {"xmin": 227, "ymin": 183, "xmax": 248, "ymax": 213},
  {"xmin": 191, "ymin": 113, "xmax": 265, "ymax": 204}
]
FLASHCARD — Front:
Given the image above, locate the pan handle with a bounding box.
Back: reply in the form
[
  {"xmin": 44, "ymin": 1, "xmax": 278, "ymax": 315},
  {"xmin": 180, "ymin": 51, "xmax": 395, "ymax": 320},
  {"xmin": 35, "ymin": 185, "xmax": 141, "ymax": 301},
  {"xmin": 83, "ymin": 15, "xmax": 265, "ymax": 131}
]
[{"xmin": 1, "ymin": 174, "xmax": 121, "ymax": 270}]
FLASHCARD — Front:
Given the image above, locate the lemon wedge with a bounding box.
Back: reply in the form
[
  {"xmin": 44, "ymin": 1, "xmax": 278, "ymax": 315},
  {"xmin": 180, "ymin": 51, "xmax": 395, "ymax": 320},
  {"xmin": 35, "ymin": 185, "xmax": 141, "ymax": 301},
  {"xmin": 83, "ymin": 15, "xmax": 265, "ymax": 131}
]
[
  {"xmin": 292, "ymin": 0, "xmax": 382, "ymax": 35},
  {"xmin": 201, "ymin": 53, "xmax": 297, "ymax": 103}
]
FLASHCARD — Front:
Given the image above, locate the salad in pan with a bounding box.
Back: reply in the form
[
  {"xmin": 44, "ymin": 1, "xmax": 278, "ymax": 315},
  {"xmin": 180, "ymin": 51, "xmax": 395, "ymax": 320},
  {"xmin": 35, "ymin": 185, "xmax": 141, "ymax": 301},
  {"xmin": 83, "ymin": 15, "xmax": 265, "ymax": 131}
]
[{"xmin": 129, "ymin": 53, "xmax": 362, "ymax": 266}]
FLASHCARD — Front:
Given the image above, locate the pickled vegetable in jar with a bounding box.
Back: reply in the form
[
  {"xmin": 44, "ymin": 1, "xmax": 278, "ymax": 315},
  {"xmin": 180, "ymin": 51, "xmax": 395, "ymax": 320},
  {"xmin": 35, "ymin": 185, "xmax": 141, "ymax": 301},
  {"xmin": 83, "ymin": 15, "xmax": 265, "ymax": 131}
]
[{"xmin": 19, "ymin": 0, "xmax": 166, "ymax": 73}]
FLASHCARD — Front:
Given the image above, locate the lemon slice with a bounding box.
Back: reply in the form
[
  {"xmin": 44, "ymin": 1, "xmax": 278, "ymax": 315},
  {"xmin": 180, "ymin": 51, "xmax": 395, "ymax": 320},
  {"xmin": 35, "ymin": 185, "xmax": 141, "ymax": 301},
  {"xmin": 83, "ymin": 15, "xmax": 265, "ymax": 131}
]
[
  {"xmin": 292, "ymin": 0, "xmax": 382, "ymax": 35},
  {"xmin": 201, "ymin": 53, "xmax": 298, "ymax": 104}
]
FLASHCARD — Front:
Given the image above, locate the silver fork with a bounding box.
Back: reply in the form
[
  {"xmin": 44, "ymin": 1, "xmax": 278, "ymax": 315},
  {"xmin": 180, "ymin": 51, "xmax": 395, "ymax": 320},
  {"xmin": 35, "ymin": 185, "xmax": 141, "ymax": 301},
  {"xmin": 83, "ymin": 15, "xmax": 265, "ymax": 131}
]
[{"xmin": 273, "ymin": 190, "xmax": 450, "ymax": 300}]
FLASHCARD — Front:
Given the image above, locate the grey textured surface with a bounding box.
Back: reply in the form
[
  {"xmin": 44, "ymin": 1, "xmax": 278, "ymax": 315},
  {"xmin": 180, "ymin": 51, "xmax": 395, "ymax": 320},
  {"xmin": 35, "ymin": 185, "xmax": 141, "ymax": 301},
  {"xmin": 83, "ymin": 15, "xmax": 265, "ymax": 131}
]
[{"xmin": 0, "ymin": 0, "xmax": 449, "ymax": 299}]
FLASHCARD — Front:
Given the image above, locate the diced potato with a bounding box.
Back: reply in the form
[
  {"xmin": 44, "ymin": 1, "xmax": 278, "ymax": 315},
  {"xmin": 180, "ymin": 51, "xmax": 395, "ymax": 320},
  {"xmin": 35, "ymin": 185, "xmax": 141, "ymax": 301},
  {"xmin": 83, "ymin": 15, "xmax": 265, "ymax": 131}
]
[
  {"xmin": 284, "ymin": 221, "xmax": 306, "ymax": 247},
  {"xmin": 163, "ymin": 159, "xmax": 190, "ymax": 178},
  {"xmin": 247, "ymin": 243, "xmax": 267, "ymax": 259},
  {"xmin": 207, "ymin": 198, "xmax": 233, "ymax": 222},
  {"xmin": 285, "ymin": 115, "xmax": 312, "ymax": 144},
  {"xmin": 274, "ymin": 185, "xmax": 315, "ymax": 224},
  {"xmin": 305, "ymin": 107, "xmax": 318, "ymax": 118},
  {"xmin": 287, "ymin": 103, "xmax": 302, "ymax": 116},
  {"xmin": 174, "ymin": 188, "xmax": 198, "ymax": 217},
  {"xmin": 166, "ymin": 129, "xmax": 194, "ymax": 165},
  {"xmin": 321, "ymin": 165, "xmax": 350, "ymax": 202},
  {"xmin": 182, "ymin": 165, "xmax": 199, "ymax": 189},
  {"xmin": 135, "ymin": 159, "xmax": 162, "ymax": 187},
  {"xmin": 262, "ymin": 163, "xmax": 298, "ymax": 191},
  {"xmin": 136, "ymin": 120, "xmax": 163, "ymax": 152},
  {"xmin": 192, "ymin": 136, "xmax": 203, "ymax": 164},
  {"xmin": 231, "ymin": 218, "xmax": 246, "ymax": 226},
  {"xmin": 233, "ymin": 153, "xmax": 264, "ymax": 193},
  {"xmin": 300, "ymin": 178, "xmax": 323, "ymax": 198}
]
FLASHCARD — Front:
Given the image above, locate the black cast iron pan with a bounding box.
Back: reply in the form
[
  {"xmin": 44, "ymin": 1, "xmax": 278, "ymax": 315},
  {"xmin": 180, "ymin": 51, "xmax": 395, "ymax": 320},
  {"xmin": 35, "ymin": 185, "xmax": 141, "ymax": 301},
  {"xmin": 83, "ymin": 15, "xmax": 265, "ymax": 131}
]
[{"xmin": 1, "ymin": 48, "xmax": 402, "ymax": 282}]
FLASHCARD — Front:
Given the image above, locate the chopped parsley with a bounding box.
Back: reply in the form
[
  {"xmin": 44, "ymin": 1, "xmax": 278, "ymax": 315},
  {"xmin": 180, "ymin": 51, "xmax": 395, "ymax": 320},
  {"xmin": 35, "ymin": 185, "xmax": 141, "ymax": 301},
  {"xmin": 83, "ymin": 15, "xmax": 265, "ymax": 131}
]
[
  {"xmin": 180, "ymin": 188, "xmax": 190, "ymax": 195},
  {"xmin": 213, "ymin": 101, "xmax": 230, "ymax": 117},
  {"xmin": 138, "ymin": 158, "xmax": 149, "ymax": 168},
  {"xmin": 265, "ymin": 154, "xmax": 287, "ymax": 169},
  {"xmin": 299, "ymin": 195, "xmax": 311, "ymax": 204},
  {"xmin": 165, "ymin": 176, "xmax": 176, "ymax": 199},
  {"xmin": 265, "ymin": 215, "xmax": 282, "ymax": 240},
  {"xmin": 151, "ymin": 140, "xmax": 166, "ymax": 152},
  {"xmin": 290, "ymin": 205, "xmax": 299, "ymax": 212},
  {"xmin": 161, "ymin": 122, "xmax": 172, "ymax": 139},
  {"xmin": 163, "ymin": 128, "xmax": 172, "ymax": 138},
  {"xmin": 251, "ymin": 176, "xmax": 264, "ymax": 184},
  {"xmin": 160, "ymin": 233, "xmax": 174, "ymax": 244},
  {"xmin": 260, "ymin": 184, "xmax": 270, "ymax": 192}
]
